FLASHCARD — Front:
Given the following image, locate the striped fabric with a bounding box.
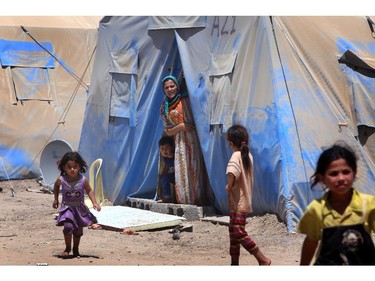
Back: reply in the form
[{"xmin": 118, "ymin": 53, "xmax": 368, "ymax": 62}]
[{"xmin": 229, "ymin": 211, "xmax": 258, "ymax": 257}]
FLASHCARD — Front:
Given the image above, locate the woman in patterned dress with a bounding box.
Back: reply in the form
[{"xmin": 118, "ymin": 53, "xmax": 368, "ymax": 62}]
[{"xmin": 160, "ymin": 75, "xmax": 211, "ymax": 205}]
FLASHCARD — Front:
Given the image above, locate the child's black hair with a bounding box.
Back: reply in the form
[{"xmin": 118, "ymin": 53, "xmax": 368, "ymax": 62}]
[
  {"xmin": 58, "ymin": 151, "xmax": 88, "ymax": 176},
  {"xmin": 159, "ymin": 135, "xmax": 174, "ymax": 148},
  {"xmin": 226, "ymin": 124, "xmax": 252, "ymax": 172},
  {"xmin": 310, "ymin": 141, "xmax": 357, "ymax": 189}
]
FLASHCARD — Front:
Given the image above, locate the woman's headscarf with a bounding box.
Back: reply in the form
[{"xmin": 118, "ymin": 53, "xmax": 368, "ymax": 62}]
[{"xmin": 162, "ymin": 75, "xmax": 179, "ymax": 90}]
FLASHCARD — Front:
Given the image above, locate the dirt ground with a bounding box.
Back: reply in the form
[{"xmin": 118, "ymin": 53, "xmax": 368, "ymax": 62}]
[{"xmin": 0, "ymin": 179, "xmax": 307, "ymax": 268}]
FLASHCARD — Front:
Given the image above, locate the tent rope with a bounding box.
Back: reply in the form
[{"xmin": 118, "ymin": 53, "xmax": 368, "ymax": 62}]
[
  {"xmin": 366, "ymin": 16, "xmax": 375, "ymax": 38},
  {"xmin": 58, "ymin": 45, "xmax": 97, "ymax": 123},
  {"xmin": 20, "ymin": 26, "xmax": 89, "ymax": 91},
  {"xmin": 26, "ymin": 44, "xmax": 97, "ymax": 173},
  {"xmin": 0, "ymin": 157, "xmax": 16, "ymax": 197}
]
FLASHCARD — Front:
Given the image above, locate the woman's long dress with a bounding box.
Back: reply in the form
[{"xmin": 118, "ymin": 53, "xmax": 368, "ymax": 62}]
[{"xmin": 161, "ymin": 95, "xmax": 211, "ymax": 205}]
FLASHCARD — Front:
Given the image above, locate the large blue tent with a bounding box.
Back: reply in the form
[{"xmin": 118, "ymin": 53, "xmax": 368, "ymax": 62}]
[{"xmin": 79, "ymin": 16, "xmax": 375, "ymax": 232}]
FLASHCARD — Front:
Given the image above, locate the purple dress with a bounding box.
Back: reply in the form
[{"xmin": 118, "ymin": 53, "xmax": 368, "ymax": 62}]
[{"xmin": 55, "ymin": 174, "xmax": 97, "ymax": 227}]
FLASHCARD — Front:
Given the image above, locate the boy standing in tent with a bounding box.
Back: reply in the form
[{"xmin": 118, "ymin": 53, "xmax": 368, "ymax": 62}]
[{"xmin": 156, "ymin": 135, "xmax": 176, "ymax": 203}]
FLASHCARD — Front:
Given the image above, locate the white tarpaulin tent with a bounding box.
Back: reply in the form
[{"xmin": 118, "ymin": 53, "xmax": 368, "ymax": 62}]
[
  {"xmin": 0, "ymin": 16, "xmax": 101, "ymax": 180},
  {"xmin": 79, "ymin": 16, "xmax": 375, "ymax": 232}
]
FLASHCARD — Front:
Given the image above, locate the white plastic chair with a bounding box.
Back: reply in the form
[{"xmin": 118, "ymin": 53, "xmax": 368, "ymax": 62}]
[{"xmin": 85, "ymin": 158, "xmax": 104, "ymax": 208}]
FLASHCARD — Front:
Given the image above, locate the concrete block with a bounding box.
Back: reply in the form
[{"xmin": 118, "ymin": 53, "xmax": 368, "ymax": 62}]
[{"xmin": 126, "ymin": 198, "xmax": 216, "ymax": 221}]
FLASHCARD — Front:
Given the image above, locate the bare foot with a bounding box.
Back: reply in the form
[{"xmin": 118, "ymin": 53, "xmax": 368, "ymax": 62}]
[
  {"xmin": 121, "ymin": 228, "xmax": 139, "ymax": 235},
  {"xmin": 62, "ymin": 247, "xmax": 71, "ymax": 257},
  {"xmin": 260, "ymin": 259, "xmax": 271, "ymax": 265},
  {"xmin": 253, "ymin": 248, "xmax": 271, "ymax": 265},
  {"xmin": 88, "ymin": 223, "xmax": 102, "ymax": 230},
  {"xmin": 73, "ymin": 247, "xmax": 80, "ymax": 257}
]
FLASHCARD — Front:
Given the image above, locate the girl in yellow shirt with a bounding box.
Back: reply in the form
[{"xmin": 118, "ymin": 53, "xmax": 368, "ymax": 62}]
[{"xmin": 298, "ymin": 142, "xmax": 375, "ymax": 265}]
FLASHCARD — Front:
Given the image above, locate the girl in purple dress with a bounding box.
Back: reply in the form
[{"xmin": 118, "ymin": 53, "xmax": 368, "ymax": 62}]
[{"xmin": 52, "ymin": 151, "xmax": 101, "ymax": 257}]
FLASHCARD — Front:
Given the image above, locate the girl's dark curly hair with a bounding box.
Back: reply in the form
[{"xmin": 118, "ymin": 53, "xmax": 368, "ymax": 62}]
[{"xmin": 58, "ymin": 151, "xmax": 88, "ymax": 176}]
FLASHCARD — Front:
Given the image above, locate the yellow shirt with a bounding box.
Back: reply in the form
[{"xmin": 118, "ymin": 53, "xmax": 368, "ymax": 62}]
[{"xmin": 298, "ymin": 189, "xmax": 375, "ymax": 241}]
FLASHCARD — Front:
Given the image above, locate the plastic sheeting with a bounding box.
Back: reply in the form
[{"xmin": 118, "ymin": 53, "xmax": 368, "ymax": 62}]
[{"xmin": 79, "ymin": 16, "xmax": 375, "ymax": 232}]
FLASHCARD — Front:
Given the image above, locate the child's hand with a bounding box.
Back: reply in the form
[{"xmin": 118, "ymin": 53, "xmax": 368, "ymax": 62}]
[
  {"xmin": 93, "ymin": 203, "xmax": 101, "ymax": 212},
  {"xmin": 52, "ymin": 200, "xmax": 59, "ymax": 209}
]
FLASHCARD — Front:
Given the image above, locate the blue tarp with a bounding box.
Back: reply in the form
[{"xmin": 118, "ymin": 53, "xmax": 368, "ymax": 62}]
[{"xmin": 0, "ymin": 39, "xmax": 54, "ymax": 67}]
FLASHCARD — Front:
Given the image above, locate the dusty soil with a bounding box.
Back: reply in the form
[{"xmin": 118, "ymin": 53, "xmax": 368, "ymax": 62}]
[{"xmin": 0, "ymin": 179, "xmax": 305, "ymax": 267}]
